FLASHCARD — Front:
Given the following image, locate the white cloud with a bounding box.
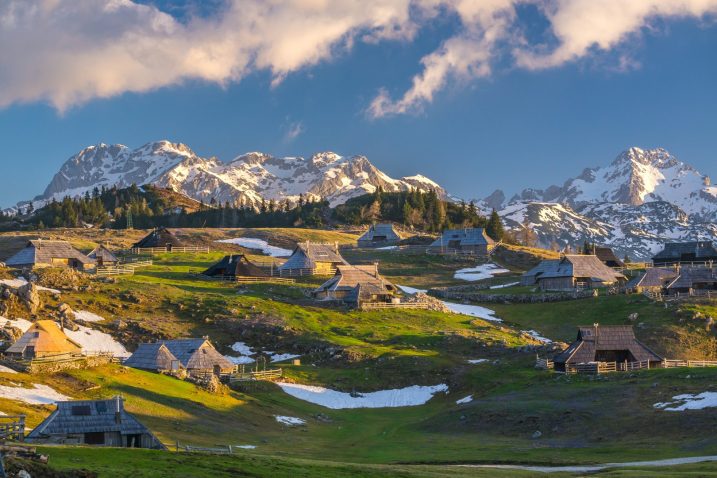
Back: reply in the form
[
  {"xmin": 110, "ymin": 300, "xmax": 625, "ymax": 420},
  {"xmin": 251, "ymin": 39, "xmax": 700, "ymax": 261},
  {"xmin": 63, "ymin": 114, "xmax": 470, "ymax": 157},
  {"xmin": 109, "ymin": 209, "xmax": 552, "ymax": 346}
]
[
  {"xmin": 0, "ymin": 0, "xmax": 716, "ymax": 114},
  {"xmin": 284, "ymin": 121, "xmax": 305, "ymax": 142}
]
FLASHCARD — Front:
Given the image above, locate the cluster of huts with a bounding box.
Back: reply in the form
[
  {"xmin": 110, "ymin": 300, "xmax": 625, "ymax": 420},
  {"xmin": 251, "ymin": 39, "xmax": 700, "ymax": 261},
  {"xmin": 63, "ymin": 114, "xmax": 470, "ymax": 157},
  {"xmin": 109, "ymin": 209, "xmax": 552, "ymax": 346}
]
[{"xmin": 123, "ymin": 337, "xmax": 235, "ymax": 377}]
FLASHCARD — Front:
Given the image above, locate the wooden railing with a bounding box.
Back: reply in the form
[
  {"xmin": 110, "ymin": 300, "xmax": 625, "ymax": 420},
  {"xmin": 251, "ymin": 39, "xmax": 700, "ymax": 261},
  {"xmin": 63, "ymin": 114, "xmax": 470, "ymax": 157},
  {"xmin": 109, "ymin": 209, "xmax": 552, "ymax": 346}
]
[
  {"xmin": 0, "ymin": 415, "xmax": 25, "ymax": 442},
  {"xmin": 359, "ymin": 302, "xmax": 431, "ymax": 311},
  {"xmin": 274, "ymin": 268, "xmax": 334, "ymax": 277},
  {"xmin": 96, "ymin": 266, "xmax": 135, "ymax": 276},
  {"xmin": 205, "ymin": 275, "xmax": 295, "ymax": 284},
  {"xmin": 539, "ymin": 357, "xmax": 717, "ymax": 375},
  {"xmin": 130, "ymin": 246, "xmax": 210, "ymax": 255},
  {"xmin": 535, "ymin": 358, "xmax": 554, "ymax": 370},
  {"xmin": 662, "ymin": 359, "xmax": 717, "ymax": 368},
  {"xmin": 229, "ymin": 368, "xmax": 283, "ymax": 382}
]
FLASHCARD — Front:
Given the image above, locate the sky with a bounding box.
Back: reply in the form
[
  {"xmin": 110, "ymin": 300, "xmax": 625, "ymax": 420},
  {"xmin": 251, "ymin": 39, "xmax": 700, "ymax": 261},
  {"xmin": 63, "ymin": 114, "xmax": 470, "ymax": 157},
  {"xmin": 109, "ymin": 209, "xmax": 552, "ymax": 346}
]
[{"xmin": 0, "ymin": 0, "xmax": 716, "ymax": 208}]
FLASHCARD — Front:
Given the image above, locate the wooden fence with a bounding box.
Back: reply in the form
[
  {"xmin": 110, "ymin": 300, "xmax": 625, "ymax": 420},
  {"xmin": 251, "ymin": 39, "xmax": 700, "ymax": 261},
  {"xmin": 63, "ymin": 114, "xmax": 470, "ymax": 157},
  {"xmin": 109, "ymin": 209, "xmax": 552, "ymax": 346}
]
[
  {"xmin": 0, "ymin": 415, "xmax": 25, "ymax": 442},
  {"xmin": 130, "ymin": 246, "xmax": 210, "ymax": 255},
  {"xmin": 229, "ymin": 368, "xmax": 283, "ymax": 383},
  {"xmin": 205, "ymin": 275, "xmax": 295, "ymax": 284},
  {"xmin": 359, "ymin": 302, "xmax": 432, "ymax": 311},
  {"xmin": 538, "ymin": 357, "xmax": 717, "ymax": 375},
  {"xmin": 177, "ymin": 443, "xmax": 234, "ymax": 454}
]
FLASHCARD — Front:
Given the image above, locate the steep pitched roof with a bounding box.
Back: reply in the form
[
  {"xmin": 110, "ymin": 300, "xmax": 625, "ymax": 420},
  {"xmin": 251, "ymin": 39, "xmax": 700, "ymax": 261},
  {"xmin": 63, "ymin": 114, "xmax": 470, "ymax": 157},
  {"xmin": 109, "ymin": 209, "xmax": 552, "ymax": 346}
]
[
  {"xmin": 429, "ymin": 228, "xmax": 494, "ymax": 248},
  {"xmin": 203, "ymin": 255, "xmax": 270, "ymax": 277},
  {"xmin": 279, "ymin": 242, "xmax": 347, "ymax": 270},
  {"xmin": 666, "ymin": 266, "xmax": 717, "ymax": 290},
  {"xmin": 88, "ymin": 245, "xmax": 119, "ymax": 263},
  {"xmin": 123, "ymin": 343, "xmax": 180, "ymax": 371},
  {"xmin": 159, "ymin": 338, "xmax": 234, "ymax": 371},
  {"xmin": 132, "ymin": 228, "xmax": 184, "ymax": 248},
  {"xmin": 629, "ymin": 267, "xmax": 679, "ymax": 289},
  {"xmin": 358, "ymin": 224, "xmax": 401, "ymax": 243},
  {"xmin": 594, "ymin": 246, "xmax": 625, "ymax": 267},
  {"xmin": 6, "ymin": 320, "xmax": 82, "ymax": 355},
  {"xmin": 315, "ymin": 265, "xmax": 395, "ymax": 294},
  {"xmin": 539, "ymin": 255, "xmax": 624, "ymax": 283},
  {"xmin": 554, "ymin": 325, "xmax": 662, "ymax": 364},
  {"xmin": 27, "ymin": 396, "xmax": 164, "ymax": 448},
  {"xmin": 5, "ymin": 240, "xmax": 94, "ymax": 267},
  {"xmin": 652, "ymin": 241, "xmax": 717, "ymax": 262}
]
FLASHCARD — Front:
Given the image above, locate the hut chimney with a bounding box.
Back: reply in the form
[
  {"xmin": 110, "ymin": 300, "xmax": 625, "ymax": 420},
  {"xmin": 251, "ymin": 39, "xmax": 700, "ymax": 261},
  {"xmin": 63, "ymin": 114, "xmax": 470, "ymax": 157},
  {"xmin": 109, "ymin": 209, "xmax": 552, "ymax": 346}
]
[
  {"xmin": 593, "ymin": 323, "xmax": 599, "ymax": 344},
  {"xmin": 115, "ymin": 396, "xmax": 122, "ymax": 424}
]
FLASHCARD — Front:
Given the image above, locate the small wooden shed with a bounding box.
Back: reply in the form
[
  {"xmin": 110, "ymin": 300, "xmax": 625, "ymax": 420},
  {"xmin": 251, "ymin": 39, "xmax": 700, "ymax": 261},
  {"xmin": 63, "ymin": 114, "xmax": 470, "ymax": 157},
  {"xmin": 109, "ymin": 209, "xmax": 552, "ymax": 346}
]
[
  {"xmin": 26, "ymin": 396, "xmax": 165, "ymax": 449},
  {"xmin": 158, "ymin": 338, "xmax": 235, "ymax": 377},
  {"xmin": 357, "ymin": 224, "xmax": 401, "ymax": 248},
  {"xmin": 123, "ymin": 343, "xmax": 183, "ymax": 373},
  {"xmin": 88, "ymin": 245, "xmax": 120, "ymax": 267},
  {"xmin": 132, "ymin": 228, "xmax": 183, "ymax": 251},
  {"xmin": 522, "ymin": 255, "xmax": 625, "ymax": 291},
  {"xmin": 312, "ymin": 264, "xmax": 398, "ymax": 305},
  {"xmin": 428, "ymin": 228, "xmax": 494, "ymax": 255},
  {"xmin": 4, "ymin": 240, "xmax": 95, "ymax": 270},
  {"xmin": 5, "ymin": 320, "xmax": 82, "ymax": 361},
  {"xmin": 278, "ymin": 242, "xmax": 348, "ymax": 276},
  {"xmin": 553, "ymin": 325, "xmax": 663, "ymax": 372}
]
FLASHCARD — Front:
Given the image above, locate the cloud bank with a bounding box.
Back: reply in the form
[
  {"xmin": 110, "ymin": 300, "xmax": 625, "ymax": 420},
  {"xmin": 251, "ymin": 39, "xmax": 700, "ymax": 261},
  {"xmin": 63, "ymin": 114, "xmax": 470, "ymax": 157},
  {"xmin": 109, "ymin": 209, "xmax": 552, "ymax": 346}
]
[{"xmin": 1, "ymin": 0, "xmax": 716, "ymax": 115}]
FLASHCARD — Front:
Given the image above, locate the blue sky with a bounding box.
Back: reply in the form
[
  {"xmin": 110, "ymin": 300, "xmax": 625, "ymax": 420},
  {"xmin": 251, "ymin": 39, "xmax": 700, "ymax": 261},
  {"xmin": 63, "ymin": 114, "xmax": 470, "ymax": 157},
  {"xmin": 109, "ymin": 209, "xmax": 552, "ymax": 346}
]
[{"xmin": 0, "ymin": 1, "xmax": 716, "ymax": 207}]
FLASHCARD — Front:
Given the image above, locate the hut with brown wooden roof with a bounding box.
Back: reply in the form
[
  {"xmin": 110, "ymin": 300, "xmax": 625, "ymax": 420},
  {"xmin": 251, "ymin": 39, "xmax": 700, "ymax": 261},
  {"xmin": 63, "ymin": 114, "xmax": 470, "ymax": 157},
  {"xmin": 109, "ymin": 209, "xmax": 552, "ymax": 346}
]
[
  {"xmin": 628, "ymin": 267, "xmax": 679, "ymax": 294},
  {"xmin": 357, "ymin": 224, "xmax": 402, "ymax": 248},
  {"xmin": 123, "ymin": 343, "xmax": 182, "ymax": 373},
  {"xmin": 4, "ymin": 240, "xmax": 95, "ymax": 271},
  {"xmin": 5, "ymin": 320, "xmax": 82, "ymax": 361},
  {"xmin": 312, "ymin": 264, "xmax": 398, "ymax": 306},
  {"xmin": 652, "ymin": 241, "xmax": 717, "ymax": 266},
  {"xmin": 202, "ymin": 254, "xmax": 270, "ymax": 279},
  {"xmin": 665, "ymin": 266, "xmax": 717, "ymax": 295},
  {"xmin": 157, "ymin": 338, "xmax": 235, "ymax": 377},
  {"xmin": 428, "ymin": 228, "xmax": 494, "ymax": 255},
  {"xmin": 88, "ymin": 245, "xmax": 119, "ymax": 267},
  {"xmin": 522, "ymin": 255, "xmax": 625, "ymax": 291},
  {"xmin": 594, "ymin": 246, "xmax": 625, "ymax": 268},
  {"xmin": 26, "ymin": 396, "xmax": 165, "ymax": 449},
  {"xmin": 553, "ymin": 325, "xmax": 663, "ymax": 372},
  {"xmin": 132, "ymin": 227, "xmax": 184, "ymax": 251},
  {"xmin": 278, "ymin": 242, "xmax": 348, "ymax": 276}
]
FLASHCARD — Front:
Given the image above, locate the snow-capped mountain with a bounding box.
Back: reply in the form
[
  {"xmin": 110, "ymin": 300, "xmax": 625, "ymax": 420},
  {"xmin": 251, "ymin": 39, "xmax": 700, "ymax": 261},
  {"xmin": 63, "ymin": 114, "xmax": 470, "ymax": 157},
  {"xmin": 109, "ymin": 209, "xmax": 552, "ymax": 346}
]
[
  {"xmin": 22, "ymin": 140, "xmax": 445, "ymax": 210},
  {"xmin": 486, "ymin": 147, "xmax": 717, "ymax": 260}
]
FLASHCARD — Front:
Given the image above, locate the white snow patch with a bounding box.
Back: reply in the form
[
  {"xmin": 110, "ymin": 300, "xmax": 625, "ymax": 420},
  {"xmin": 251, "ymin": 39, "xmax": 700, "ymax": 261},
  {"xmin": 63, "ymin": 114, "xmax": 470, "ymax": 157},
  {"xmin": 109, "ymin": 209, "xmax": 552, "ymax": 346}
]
[
  {"xmin": 0, "ymin": 383, "xmax": 70, "ymax": 405},
  {"xmin": 0, "ymin": 278, "xmax": 60, "ymax": 294},
  {"xmin": 235, "ymin": 445, "xmax": 256, "ymax": 449},
  {"xmin": 230, "ymin": 342, "xmax": 255, "ymax": 356},
  {"xmin": 654, "ymin": 392, "xmax": 717, "ymax": 411},
  {"xmin": 375, "ymin": 245, "xmax": 398, "ymax": 250},
  {"xmin": 454, "ymin": 263, "xmax": 510, "ymax": 282},
  {"xmin": 74, "ymin": 311, "xmax": 106, "ymax": 323},
  {"xmin": 0, "ymin": 365, "xmax": 17, "ymax": 374},
  {"xmin": 490, "ymin": 281, "xmax": 520, "ymax": 290},
  {"xmin": 62, "ymin": 324, "xmax": 130, "ymax": 358},
  {"xmin": 270, "ymin": 353, "xmax": 300, "ymax": 363},
  {"xmin": 456, "ymin": 395, "xmax": 473, "ymax": 404},
  {"xmin": 467, "ymin": 359, "xmax": 489, "ymax": 364},
  {"xmin": 275, "ymin": 415, "xmax": 306, "ymax": 426},
  {"xmin": 397, "ymin": 285, "xmax": 502, "ymax": 322},
  {"xmin": 522, "ymin": 330, "xmax": 552, "ymax": 343},
  {"xmin": 0, "ymin": 317, "xmax": 33, "ymax": 333},
  {"xmin": 277, "ymin": 382, "xmax": 448, "ymax": 409},
  {"xmin": 397, "ymin": 285, "xmax": 427, "ymax": 295},
  {"xmin": 224, "ymin": 355, "xmax": 255, "ymax": 365},
  {"xmin": 216, "ymin": 238, "xmax": 292, "ymax": 257}
]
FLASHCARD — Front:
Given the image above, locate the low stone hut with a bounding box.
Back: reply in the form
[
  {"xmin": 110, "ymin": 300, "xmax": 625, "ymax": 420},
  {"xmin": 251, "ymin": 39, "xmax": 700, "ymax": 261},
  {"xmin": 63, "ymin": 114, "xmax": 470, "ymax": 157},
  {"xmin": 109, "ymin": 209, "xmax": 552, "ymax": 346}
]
[
  {"xmin": 553, "ymin": 325, "xmax": 663, "ymax": 372},
  {"xmin": 428, "ymin": 228, "xmax": 494, "ymax": 255},
  {"xmin": 278, "ymin": 242, "xmax": 348, "ymax": 276},
  {"xmin": 4, "ymin": 240, "xmax": 95, "ymax": 271},
  {"xmin": 5, "ymin": 320, "xmax": 82, "ymax": 361},
  {"xmin": 26, "ymin": 396, "xmax": 165, "ymax": 449},
  {"xmin": 357, "ymin": 224, "xmax": 401, "ymax": 248}
]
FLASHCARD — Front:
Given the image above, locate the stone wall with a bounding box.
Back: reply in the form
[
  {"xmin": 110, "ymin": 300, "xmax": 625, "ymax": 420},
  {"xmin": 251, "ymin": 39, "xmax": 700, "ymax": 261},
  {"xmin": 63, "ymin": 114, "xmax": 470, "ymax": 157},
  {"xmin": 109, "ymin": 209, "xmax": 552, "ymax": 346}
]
[
  {"xmin": 1, "ymin": 355, "xmax": 113, "ymax": 374},
  {"xmin": 429, "ymin": 287, "xmax": 597, "ymax": 304}
]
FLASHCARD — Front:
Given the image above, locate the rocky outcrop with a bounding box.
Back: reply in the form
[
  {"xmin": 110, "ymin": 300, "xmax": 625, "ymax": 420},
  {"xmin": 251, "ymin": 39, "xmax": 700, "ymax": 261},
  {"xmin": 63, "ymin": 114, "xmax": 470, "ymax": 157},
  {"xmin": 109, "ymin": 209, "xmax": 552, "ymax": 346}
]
[{"xmin": 17, "ymin": 283, "xmax": 40, "ymax": 314}]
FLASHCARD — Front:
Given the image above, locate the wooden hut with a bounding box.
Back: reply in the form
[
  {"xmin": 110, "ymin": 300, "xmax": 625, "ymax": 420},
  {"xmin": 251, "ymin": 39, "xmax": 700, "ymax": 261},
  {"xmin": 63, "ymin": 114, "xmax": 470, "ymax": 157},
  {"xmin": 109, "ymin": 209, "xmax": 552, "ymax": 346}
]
[
  {"xmin": 521, "ymin": 255, "xmax": 625, "ymax": 291},
  {"xmin": 594, "ymin": 246, "xmax": 625, "ymax": 268},
  {"xmin": 278, "ymin": 242, "xmax": 348, "ymax": 276},
  {"xmin": 428, "ymin": 228, "xmax": 494, "ymax": 255},
  {"xmin": 312, "ymin": 264, "xmax": 398, "ymax": 306},
  {"xmin": 123, "ymin": 343, "xmax": 182, "ymax": 373},
  {"xmin": 652, "ymin": 241, "xmax": 717, "ymax": 266},
  {"xmin": 26, "ymin": 396, "xmax": 165, "ymax": 449},
  {"xmin": 5, "ymin": 320, "xmax": 82, "ymax": 361},
  {"xmin": 132, "ymin": 228, "xmax": 183, "ymax": 252},
  {"xmin": 628, "ymin": 267, "xmax": 679, "ymax": 294},
  {"xmin": 202, "ymin": 254, "xmax": 270, "ymax": 279},
  {"xmin": 357, "ymin": 224, "xmax": 401, "ymax": 248},
  {"xmin": 665, "ymin": 266, "xmax": 717, "ymax": 295},
  {"xmin": 87, "ymin": 245, "xmax": 119, "ymax": 267},
  {"xmin": 158, "ymin": 338, "xmax": 235, "ymax": 377},
  {"xmin": 4, "ymin": 240, "xmax": 95, "ymax": 271},
  {"xmin": 553, "ymin": 325, "xmax": 663, "ymax": 372}
]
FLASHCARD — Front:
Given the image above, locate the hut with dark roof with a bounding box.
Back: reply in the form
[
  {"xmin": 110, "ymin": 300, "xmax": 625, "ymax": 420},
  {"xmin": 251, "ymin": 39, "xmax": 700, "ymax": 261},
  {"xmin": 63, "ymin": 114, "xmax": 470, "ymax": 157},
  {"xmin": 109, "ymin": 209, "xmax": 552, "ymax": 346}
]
[
  {"xmin": 278, "ymin": 242, "xmax": 348, "ymax": 276},
  {"xmin": 665, "ymin": 266, "xmax": 717, "ymax": 295},
  {"xmin": 202, "ymin": 254, "xmax": 270, "ymax": 279},
  {"xmin": 132, "ymin": 228, "xmax": 183, "ymax": 251},
  {"xmin": 553, "ymin": 325, "xmax": 663, "ymax": 372},
  {"xmin": 158, "ymin": 338, "xmax": 235, "ymax": 377},
  {"xmin": 26, "ymin": 396, "xmax": 165, "ymax": 448},
  {"xmin": 428, "ymin": 228, "xmax": 494, "ymax": 255},
  {"xmin": 123, "ymin": 343, "xmax": 182, "ymax": 373},
  {"xmin": 628, "ymin": 267, "xmax": 679, "ymax": 294},
  {"xmin": 521, "ymin": 255, "xmax": 625, "ymax": 291},
  {"xmin": 652, "ymin": 241, "xmax": 717, "ymax": 266},
  {"xmin": 594, "ymin": 246, "xmax": 625, "ymax": 268},
  {"xmin": 4, "ymin": 240, "xmax": 95, "ymax": 270},
  {"xmin": 88, "ymin": 245, "xmax": 119, "ymax": 267},
  {"xmin": 6, "ymin": 320, "xmax": 82, "ymax": 361},
  {"xmin": 312, "ymin": 264, "xmax": 398, "ymax": 306},
  {"xmin": 357, "ymin": 224, "xmax": 401, "ymax": 248}
]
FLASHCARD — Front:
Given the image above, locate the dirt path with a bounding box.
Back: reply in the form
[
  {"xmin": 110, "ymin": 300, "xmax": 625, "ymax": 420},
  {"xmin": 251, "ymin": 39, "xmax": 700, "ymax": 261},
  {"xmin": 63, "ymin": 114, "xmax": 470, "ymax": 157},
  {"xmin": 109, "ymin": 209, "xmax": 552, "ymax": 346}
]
[{"xmin": 457, "ymin": 455, "xmax": 717, "ymax": 473}]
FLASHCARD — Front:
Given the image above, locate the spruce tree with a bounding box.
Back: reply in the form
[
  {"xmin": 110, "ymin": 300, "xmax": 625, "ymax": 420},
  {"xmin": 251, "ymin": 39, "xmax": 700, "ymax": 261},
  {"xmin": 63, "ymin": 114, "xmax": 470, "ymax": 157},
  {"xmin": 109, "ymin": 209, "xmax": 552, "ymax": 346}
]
[{"xmin": 486, "ymin": 210, "xmax": 504, "ymax": 241}]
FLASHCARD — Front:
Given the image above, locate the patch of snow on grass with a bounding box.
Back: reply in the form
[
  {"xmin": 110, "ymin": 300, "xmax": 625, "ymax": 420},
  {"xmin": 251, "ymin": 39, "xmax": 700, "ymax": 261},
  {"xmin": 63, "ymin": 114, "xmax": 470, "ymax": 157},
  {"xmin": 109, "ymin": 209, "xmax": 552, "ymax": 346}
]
[
  {"xmin": 468, "ymin": 359, "xmax": 489, "ymax": 364},
  {"xmin": 0, "ymin": 383, "xmax": 70, "ymax": 405},
  {"xmin": 225, "ymin": 355, "xmax": 255, "ymax": 365},
  {"xmin": 523, "ymin": 330, "xmax": 552, "ymax": 343},
  {"xmin": 270, "ymin": 353, "xmax": 300, "ymax": 363},
  {"xmin": 375, "ymin": 245, "xmax": 398, "ymax": 250},
  {"xmin": 397, "ymin": 285, "xmax": 427, "ymax": 295},
  {"xmin": 0, "ymin": 317, "xmax": 33, "ymax": 332},
  {"xmin": 490, "ymin": 281, "xmax": 520, "ymax": 289},
  {"xmin": 654, "ymin": 392, "xmax": 717, "ymax": 411},
  {"xmin": 454, "ymin": 263, "xmax": 510, "ymax": 282},
  {"xmin": 0, "ymin": 278, "xmax": 60, "ymax": 294},
  {"xmin": 230, "ymin": 342, "xmax": 255, "ymax": 355},
  {"xmin": 62, "ymin": 324, "xmax": 130, "ymax": 358},
  {"xmin": 456, "ymin": 395, "xmax": 473, "ymax": 404},
  {"xmin": 275, "ymin": 415, "xmax": 306, "ymax": 426},
  {"xmin": 277, "ymin": 383, "xmax": 448, "ymax": 409},
  {"xmin": 235, "ymin": 445, "xmax": 256, "ymax": 449},
  {"xmin": 0, "ymin": 365, "xmax": 17, "ymax": 374},
  {"xmin": 74, "ymin": 311, "xmax": 106, "ymax": 323},
  {"xmin": 397, "ymin": 285, "xmax": 502, "ymax": 322},
  {"xmin": 216, "ymin": 238, "xmax": 292, "ymax": 257}
]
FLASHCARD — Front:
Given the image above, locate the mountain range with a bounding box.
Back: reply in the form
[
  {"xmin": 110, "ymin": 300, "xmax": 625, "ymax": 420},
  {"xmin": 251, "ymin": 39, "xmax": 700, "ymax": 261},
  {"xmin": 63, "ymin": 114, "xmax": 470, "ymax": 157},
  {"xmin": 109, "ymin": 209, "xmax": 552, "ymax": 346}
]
[{"xmin": 11, "ymin": 142, "xmax": 717, "ymax": 260}]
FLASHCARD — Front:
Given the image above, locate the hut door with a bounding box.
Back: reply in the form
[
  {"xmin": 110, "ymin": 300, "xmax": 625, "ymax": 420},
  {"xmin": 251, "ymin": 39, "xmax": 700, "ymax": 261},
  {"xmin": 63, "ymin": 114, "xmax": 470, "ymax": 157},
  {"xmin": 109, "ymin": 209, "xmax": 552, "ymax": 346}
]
[
  {"xmin": 213, "ymin": 364, "xmax": 221, "ymax": 376},
  {"xmin": 166, "ymin": 243, "xmax": 173, "ymax": 252},
  {"xmin": 126, "ymin": 434, "xmax": 142, "ymax": 448},
  {"xmin": 24, "ymin": 346, "xmax": 35, "ymax": 360},
  {"xmin": 84, "ymin": 432, "xmax": 105, "ymax": 445}
]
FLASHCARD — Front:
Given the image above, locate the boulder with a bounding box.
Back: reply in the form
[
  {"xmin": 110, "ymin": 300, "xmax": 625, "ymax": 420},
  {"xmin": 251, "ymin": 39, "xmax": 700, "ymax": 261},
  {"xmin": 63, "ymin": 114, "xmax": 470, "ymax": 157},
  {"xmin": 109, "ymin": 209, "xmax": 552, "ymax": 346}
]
[{"xmin": 17, "ymin": 283, "xmax": 40, "ymax": 314}]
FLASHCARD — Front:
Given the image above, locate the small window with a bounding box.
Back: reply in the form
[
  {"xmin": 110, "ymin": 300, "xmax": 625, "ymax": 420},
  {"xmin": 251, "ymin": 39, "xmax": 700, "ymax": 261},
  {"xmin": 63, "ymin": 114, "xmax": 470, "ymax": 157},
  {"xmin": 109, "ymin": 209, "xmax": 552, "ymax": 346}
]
[
  {"xmin": 95, "ymin": 401, "xmax": 107, "ymax": 414},
  {"xmin": 34, "ymin": 332, "xmax": 40, "ymax": 338},
  {"xmin": 71, "ymin": 405, "xmax": 91, "ymax": 416}
]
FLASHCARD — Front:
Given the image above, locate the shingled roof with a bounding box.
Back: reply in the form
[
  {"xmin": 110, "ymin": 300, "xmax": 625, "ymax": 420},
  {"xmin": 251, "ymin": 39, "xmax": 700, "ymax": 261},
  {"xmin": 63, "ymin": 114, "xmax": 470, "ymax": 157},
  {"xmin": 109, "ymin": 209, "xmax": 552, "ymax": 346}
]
[
  {"xmin": 594, "ymin": 246, "xmax": 625, "ymax": 268},
  {"xmin": 429, "ymin": 228, "xmax": 494, "ymax": 248},
  {"xmin": 652, "ymin": 241, "xmax": 717, "ymax": 264},
  {"xmin": 666, "ymin": 266, "xmax": 717, "ymax": 290},
  {"xmin": 88, "ymin": 245, "xmax": 119, "ymax": 264},
  {"xmin": 525, "ymin": 255, "xmax": 624, "ymax": 283},
  {"xmin": 132, "ymin": 228, "xmax": 184, "ymax": 249},
  {"xmin": 554, "ymin": 325, "xmax": 662, "ymax": 365},
  {"xmin": 203, "ymin": 254, "xmax": 270, "ymax": 278},
  {"xmin": 158, "ymin": 338, "xmax": 234, "ymax": 373},
  {"xmin": 314, "ymin": 265, "xmax": 396, "ymax": 294},
  {"xmin": 123, "ymin": 343, "xmax": 181, "ymax": 371},
  {"xmin": 6, "ymin": 320, "xmax": 82, "ymax": 357},
  {"xmin": 628, "ymin": 267, "xmax": 680, "ymax": 289},
  {"xmin": 357, "ymin": 224, "xmax": 401, "ymax": 244},
  {"xmin": 5, "ymin": 240, "xmax": 94, "ymax": 268},
  {"xmin": 279, "ymin": 242, "xmax": 348, "ymax": 271},
  {"xmin": 27, "ymin": 396, "xmax": 165, "ymax": 449}
]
